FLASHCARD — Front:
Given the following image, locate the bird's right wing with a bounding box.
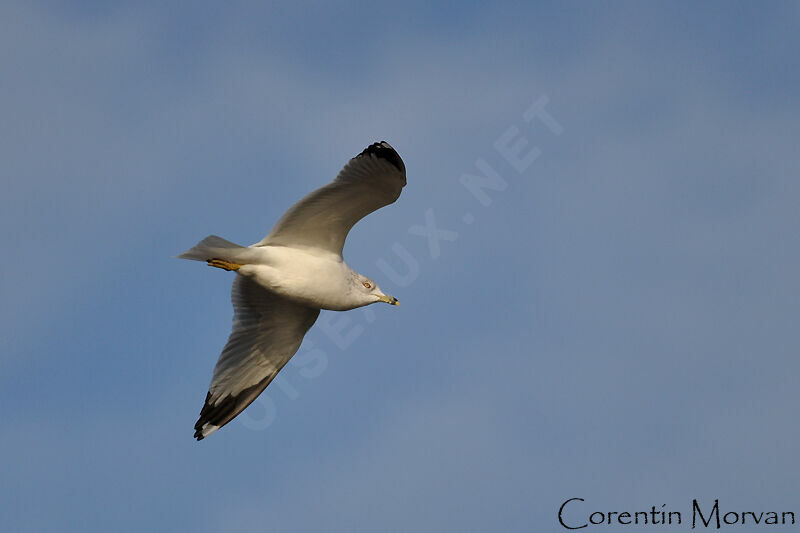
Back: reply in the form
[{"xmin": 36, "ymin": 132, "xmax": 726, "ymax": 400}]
[
  {"xmin": 255, "ymin": 141, "xmax": 406, "ymax": 256},
  {"xmin": 194, "ymin": 275, "xmax": 319, "ymax": 440}
]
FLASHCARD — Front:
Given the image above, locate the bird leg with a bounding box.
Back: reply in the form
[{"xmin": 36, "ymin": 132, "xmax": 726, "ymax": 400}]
[{"xmin": 207, "ymin": 258, "xmax": 242, "ymax": 271}]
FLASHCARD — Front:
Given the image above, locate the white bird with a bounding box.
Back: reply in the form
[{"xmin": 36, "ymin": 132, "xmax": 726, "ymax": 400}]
[{"xmin": 179, "ymin": 141, "xmax": 405, "ymax": 440}]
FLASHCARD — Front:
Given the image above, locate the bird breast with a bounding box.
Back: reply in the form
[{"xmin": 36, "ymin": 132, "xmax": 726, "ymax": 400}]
[{"xmin": 240, "ymin": 245, "xmax": 360, "ymax": 310}]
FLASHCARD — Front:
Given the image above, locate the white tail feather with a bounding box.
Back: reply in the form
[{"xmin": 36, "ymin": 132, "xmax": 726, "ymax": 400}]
[{"xmin": 177, "ymin": 235, "xmax": 254, "ymax": 263}]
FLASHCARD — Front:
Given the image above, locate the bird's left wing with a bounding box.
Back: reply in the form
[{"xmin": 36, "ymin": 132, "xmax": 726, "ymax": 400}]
[{"xmin": 194, "ymin": 275, "xmax": 319, "ymax": 440}]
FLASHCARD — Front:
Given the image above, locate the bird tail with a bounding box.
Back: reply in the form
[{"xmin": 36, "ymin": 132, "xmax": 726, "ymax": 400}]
[{"xmin": 177, "ymin": 235, "xmax": 256, "ymax": 263}]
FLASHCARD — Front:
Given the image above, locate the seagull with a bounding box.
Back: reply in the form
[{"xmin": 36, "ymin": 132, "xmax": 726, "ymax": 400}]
[{"xmin": 179, "ymin": 141, "xmax": 406, "ymax": 440}]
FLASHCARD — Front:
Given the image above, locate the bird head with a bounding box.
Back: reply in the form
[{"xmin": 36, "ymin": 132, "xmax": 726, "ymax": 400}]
[{"xmin": 358, "ymin": 276, "xmax": 399, "ymax": 306}]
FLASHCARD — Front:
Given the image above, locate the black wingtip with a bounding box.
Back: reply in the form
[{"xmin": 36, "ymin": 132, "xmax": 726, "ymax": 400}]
[
  {"xmin": 193, "ymin": 392, "xmax": 215, "ymax": 441},
  {"xmin": 192, "ymin": 379, "xmax": 273, "ymax": 441},
  {"xmin": 359, "ymin": 141, "xmax": 405, "ymax": 173}
]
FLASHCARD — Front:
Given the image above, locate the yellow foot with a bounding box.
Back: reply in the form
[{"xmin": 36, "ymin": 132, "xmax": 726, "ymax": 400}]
[{"xmin": 207, "ymin": 258, "xmax": 242, "ymax": 271}]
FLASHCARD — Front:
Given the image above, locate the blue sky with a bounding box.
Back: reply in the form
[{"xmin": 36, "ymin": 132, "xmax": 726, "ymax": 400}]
[{"xmin": 2, "ymin": 1, "xmax": 800, "ymax": 531}]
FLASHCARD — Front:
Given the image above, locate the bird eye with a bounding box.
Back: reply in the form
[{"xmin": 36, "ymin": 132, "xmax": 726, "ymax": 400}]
[{"xmin": 363, "ymin": 281, "xmax": 372, "ymax": 289}]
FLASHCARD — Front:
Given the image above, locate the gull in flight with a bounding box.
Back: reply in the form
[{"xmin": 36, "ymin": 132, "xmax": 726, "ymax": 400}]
[{"xmin": 179, "ymin": 141, "xmax": 406, "ymax": 440}]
